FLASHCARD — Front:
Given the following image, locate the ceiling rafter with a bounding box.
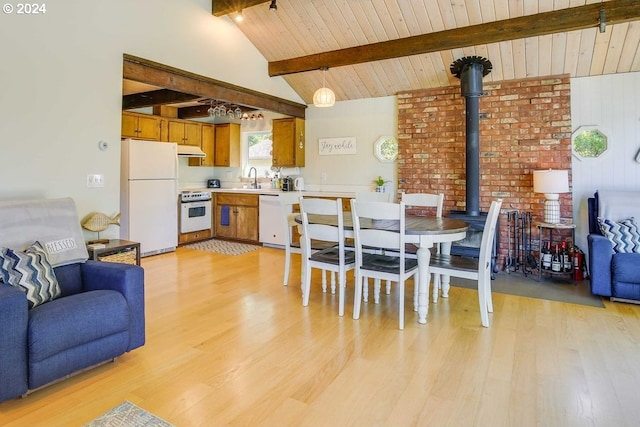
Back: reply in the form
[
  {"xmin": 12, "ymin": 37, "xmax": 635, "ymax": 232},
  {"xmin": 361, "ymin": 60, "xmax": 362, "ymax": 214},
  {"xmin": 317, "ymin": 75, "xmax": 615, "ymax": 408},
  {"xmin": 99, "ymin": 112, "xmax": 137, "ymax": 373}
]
[{"xmin": 267, "ymin": 0, "xmax": 640, "ymax": 77}]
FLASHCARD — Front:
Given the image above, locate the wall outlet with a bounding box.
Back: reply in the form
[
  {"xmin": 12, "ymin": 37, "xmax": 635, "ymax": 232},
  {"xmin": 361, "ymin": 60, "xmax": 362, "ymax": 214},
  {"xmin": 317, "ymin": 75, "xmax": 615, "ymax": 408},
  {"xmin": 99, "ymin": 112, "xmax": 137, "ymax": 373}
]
[{"xmin": 86, "ymin": 174, "xmax": 104, "ymax": 188}]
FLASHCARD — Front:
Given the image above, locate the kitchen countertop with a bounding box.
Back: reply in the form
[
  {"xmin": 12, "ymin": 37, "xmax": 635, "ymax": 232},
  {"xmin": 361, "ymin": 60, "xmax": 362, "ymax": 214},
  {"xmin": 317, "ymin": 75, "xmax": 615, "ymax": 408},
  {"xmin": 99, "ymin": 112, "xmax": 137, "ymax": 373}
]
[{"xmin": 180, "ymin": 187, "xmax": 356, "ymax": 198}]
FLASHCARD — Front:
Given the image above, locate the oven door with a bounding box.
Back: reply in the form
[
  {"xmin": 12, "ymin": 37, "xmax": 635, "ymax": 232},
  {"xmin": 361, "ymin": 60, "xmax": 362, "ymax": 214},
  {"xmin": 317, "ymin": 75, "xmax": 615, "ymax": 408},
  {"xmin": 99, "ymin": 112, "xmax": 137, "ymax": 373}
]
[{"xmin": 180, "ymin": 201, "xmax": 212, "ymax": 233}]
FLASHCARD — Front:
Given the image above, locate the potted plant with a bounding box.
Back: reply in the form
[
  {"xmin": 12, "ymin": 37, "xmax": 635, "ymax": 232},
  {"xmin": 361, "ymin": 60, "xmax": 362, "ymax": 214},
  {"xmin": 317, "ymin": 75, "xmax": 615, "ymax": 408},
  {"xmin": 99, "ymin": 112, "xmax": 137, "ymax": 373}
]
[{"xmin": 374, "ymin": 176, "xmax": 389, "ymax": 192}]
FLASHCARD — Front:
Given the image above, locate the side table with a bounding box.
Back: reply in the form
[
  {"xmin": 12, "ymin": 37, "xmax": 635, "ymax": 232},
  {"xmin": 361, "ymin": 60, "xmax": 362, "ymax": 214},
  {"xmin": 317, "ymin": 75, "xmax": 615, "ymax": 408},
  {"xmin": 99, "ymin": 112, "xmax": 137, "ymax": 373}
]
[
  {"xmin": 86, "ymin": 239, "xmax": 141, "ymax": 266},
  {"xmin": 536, "ymin": 220, "xmax": 576, "ymax": 282}
]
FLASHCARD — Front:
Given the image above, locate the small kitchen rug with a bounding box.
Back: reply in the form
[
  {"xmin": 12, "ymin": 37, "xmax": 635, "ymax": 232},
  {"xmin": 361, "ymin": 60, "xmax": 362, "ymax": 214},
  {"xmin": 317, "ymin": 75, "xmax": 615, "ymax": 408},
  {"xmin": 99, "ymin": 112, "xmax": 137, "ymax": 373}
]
[
  {"xmin": 83, "ymin": 401, "xmax": 174, "ymax": 427},
  {"xmin": 184, "ymin": 238, "xmax": 260, "ymax": 256}
]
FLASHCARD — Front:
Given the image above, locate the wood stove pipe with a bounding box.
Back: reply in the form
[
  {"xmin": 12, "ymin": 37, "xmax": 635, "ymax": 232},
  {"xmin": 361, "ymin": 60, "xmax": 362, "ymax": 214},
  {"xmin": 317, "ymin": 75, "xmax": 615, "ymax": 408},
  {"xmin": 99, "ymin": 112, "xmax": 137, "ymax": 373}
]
[{"xmin": 450, "ymin": 56, "xmax": 492, "ymax": 216}]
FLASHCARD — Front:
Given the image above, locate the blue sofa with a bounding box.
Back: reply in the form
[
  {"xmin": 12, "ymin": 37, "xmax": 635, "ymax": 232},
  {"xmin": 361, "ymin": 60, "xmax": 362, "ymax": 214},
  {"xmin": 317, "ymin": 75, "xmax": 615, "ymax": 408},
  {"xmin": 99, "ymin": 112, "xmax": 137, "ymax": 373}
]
[
  {"xmin": 0, "ymin": 198, "xmax": 145, "ymax": 402},
  {"xmin": 587, "ymin": 190, "xmax": 640, "ymax": 302}
]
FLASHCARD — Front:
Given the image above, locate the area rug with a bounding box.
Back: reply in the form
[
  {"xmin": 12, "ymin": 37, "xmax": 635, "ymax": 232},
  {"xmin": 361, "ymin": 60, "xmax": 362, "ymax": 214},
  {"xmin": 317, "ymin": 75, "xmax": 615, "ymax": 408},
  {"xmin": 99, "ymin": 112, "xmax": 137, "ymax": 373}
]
[
  {"xmin": 183, "ymin": 238, "xmax": 260, "ymax": 256},
  {"xmin": 450, "ymin": 273, "xmax": 605, "ymax": 308},
  {"xmin": 84, "ymin": 401, "xmax": 174, "ymax": 427}
]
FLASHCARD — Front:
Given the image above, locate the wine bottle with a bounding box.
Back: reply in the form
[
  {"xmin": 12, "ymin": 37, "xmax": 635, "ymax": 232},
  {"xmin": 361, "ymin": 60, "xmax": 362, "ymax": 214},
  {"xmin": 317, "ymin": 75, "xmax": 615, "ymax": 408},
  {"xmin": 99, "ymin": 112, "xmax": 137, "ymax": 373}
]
[
  {"xmin": 551, "ymin": 244, "xmax": 562, "ymax": 272},
  {"xmin": 542, "ymin": 241, "xmax": 552, "ymax": 270}
]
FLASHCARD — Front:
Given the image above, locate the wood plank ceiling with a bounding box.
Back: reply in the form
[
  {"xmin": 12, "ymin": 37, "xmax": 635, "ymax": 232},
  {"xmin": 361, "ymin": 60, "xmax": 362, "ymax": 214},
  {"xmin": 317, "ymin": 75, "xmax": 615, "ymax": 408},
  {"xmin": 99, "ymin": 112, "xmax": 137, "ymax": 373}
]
[{"xmin": 218, "ymin": 0, "xmax": 640, "ymax": 104}]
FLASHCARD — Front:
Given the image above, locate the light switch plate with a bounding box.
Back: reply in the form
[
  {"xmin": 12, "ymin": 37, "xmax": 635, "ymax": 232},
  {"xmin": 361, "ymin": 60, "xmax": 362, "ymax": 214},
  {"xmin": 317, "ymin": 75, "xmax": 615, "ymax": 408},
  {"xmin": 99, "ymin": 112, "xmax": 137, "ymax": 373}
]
[{"xmin": 86, "ymin": 174, "xmax": 104, "ymax": 188}]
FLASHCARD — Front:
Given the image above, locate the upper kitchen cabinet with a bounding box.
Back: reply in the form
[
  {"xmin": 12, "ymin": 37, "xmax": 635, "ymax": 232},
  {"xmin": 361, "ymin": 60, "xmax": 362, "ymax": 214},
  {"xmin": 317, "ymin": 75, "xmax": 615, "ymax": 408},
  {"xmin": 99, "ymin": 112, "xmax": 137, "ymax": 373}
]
[
  {"xmin": 167, "ymin": 119, "xmax": 201, "ymax": 146},
  {"xmin": 272, "ymin": 118, "xmax": 305, "ymax": 167},
  {"xmin": 214, "ymin": 123, "xmax": 240, "ymax": 167},
  {"xmin": 189, "ymin": 123, "xmax": 215, "ymax": 167},
  {"xmin": 121, "ymin": 112, "xmax": 161, "ymax": 141}
]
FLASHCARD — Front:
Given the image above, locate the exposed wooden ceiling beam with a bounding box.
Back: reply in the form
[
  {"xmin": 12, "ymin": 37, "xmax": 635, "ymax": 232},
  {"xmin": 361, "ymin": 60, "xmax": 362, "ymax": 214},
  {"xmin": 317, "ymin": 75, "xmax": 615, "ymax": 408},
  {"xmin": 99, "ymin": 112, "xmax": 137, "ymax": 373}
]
[
  {"xmin": 122, "ymin": 89, "xmax": 201, "ymax": 110},
  {"xmin": 269, "ymin": 0, "xmax": 640, "ymax": 77},
  {"xmin": 212, "ymin": 0, "xmax": 270, "ymax": 17},
  {"xmin": 123, "ymin": 54, "xmax": 306, "ymax": 118}
]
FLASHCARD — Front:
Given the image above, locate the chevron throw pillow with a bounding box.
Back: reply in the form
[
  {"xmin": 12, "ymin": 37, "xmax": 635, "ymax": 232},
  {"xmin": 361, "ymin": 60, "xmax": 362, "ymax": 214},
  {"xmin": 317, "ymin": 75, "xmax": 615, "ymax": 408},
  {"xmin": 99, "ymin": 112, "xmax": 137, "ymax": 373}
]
[
  {"xmin": 598, "ymin": 217, "xmax": 640, "ymax": 254},
  {"xmin": 0, "ymin": 241, "xmax": 61, "ymax": 308}
]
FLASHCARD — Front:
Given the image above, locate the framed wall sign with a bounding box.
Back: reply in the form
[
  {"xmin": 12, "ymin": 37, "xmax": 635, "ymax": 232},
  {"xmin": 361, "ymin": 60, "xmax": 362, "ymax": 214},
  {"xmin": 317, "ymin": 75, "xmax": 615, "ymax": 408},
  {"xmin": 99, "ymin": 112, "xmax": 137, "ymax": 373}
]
[{"xmin": 318, "ymin": 137, "xmax": 357, "ymax": 156}]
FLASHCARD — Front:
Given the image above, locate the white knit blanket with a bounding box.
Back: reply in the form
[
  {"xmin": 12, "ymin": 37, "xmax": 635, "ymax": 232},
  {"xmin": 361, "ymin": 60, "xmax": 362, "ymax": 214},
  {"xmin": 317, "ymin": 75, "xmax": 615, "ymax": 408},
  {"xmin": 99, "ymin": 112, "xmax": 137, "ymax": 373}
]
[{"xmin": 0, "ymin": 197, "xmax": 88, "ymax": 267}]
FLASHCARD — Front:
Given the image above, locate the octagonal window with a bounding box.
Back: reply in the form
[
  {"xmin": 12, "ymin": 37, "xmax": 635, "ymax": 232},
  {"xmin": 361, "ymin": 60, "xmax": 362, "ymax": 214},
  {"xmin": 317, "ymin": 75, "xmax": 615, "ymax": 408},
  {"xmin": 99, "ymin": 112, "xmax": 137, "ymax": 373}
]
[
  {"xmin": 572, "ymin": 126, "xmax": 608, "ymax": 159},
  {"xmin": 374, "ymin": 136, "xmax": 398, "ymax": 163}
]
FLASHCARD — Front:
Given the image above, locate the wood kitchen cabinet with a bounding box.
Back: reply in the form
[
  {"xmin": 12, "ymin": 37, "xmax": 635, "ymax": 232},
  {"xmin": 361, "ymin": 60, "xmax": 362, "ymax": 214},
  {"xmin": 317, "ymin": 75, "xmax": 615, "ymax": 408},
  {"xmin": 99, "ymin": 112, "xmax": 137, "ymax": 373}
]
[
  {"xmin": 167, "ymin": 119, "xmax": 201, "ymax": 146},
  {"xmin": 189, "ymin": 123, "xmax": 215, "ymax": 167},
  {"xmin": 121, "ymin": 112, "xmax": 161, "ymax": 140},
  {"xmin": 214, "ymin": 123, "xmax": 240, "ymax": 167},
  {"xmin": 272, "ymin": 117, "xmax": 305, "ymax": 167},
  {"xmin": 215, "ymin": 193, "xmax": 258, "ymax": 242}
]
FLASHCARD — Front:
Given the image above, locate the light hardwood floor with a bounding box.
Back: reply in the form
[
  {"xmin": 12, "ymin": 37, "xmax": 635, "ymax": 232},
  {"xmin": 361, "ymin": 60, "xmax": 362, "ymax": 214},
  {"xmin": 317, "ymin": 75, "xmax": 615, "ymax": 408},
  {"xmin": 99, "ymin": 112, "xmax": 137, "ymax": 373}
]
[{"xmin": 1, "ymin": 245, "xmax": 640, "ymax": 427}]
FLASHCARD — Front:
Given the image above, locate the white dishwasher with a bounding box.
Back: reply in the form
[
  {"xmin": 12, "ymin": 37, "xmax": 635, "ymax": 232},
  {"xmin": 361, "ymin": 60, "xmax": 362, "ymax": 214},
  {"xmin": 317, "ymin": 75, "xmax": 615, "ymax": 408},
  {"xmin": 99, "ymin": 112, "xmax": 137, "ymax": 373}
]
[{"xmin": 259, "ymin": 194, "xmax": 287, "ymax": 247}]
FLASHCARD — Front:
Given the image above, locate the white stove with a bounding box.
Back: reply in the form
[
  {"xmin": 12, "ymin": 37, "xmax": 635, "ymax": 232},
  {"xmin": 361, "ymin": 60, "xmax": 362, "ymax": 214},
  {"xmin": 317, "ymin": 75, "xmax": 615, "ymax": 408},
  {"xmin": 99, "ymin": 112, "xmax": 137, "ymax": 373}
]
[{"xmin": 179, "ymin": 191, "xmax": 212, "ymax": 233}]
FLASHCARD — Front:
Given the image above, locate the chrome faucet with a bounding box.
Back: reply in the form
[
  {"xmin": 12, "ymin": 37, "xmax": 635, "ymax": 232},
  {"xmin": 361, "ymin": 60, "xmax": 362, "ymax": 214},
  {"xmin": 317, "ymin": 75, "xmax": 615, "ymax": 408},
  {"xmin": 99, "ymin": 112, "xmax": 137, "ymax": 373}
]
[{"xmin": 249, "ymin": 167, "xmax": 258, "ymax": 189}]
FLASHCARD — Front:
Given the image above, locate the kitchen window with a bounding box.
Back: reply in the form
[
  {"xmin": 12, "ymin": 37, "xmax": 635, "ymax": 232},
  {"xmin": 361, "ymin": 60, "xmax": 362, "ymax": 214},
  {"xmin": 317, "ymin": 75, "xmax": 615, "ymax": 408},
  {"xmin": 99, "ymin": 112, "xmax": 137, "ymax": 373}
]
[{"xmin": 246, "ymin": 131, "xmax": 273, "ymax": 177}]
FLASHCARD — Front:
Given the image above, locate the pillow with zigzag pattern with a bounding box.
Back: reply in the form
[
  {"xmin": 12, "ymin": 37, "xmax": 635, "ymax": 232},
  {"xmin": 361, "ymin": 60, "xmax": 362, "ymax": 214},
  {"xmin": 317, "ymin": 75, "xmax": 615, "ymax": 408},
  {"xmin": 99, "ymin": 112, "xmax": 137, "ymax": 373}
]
[
  {"xmin": 0, "ymin": 241, "xmax": 61, "ymax": 308},
  {"xmin": 598, "ymin": 217, "xmax": 640, "ymax": 254}
]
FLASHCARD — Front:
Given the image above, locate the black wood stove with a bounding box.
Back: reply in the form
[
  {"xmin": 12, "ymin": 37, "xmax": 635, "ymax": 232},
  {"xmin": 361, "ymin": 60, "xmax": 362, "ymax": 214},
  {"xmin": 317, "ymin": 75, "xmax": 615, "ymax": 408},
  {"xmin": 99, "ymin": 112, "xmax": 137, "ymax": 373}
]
[{"xmin": 448, "ymin": 56, "xmax": 499, "ymax": 273}]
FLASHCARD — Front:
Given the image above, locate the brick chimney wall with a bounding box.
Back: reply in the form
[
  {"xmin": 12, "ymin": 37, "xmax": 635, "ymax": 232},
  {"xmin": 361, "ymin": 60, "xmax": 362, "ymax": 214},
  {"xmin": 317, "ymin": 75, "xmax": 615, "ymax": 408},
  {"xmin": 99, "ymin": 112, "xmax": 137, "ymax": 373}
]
[{"xmin": 397, "ymin": 75, "xmax": 572, "ymax": 267}]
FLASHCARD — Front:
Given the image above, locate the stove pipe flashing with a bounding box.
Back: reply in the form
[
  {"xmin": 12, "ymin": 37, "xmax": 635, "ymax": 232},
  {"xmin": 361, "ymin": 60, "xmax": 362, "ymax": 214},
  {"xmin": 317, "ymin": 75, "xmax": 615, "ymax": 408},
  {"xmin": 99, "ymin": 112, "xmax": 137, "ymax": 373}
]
[{"xmin": 450, "ymin": 56, "xmax": 492, "ymax": 216}]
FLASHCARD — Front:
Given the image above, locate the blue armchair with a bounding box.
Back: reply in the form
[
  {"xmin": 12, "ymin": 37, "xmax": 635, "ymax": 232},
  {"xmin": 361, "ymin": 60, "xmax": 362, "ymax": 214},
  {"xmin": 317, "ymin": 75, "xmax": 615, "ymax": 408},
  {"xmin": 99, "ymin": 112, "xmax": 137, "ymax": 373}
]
[
  {"xmin": 587, "ymin": 190, "xmax": 640, "ymax": 302},
  {"xmin": 0, "ymin": 198, "xmax": 145, "ymax": 402}
]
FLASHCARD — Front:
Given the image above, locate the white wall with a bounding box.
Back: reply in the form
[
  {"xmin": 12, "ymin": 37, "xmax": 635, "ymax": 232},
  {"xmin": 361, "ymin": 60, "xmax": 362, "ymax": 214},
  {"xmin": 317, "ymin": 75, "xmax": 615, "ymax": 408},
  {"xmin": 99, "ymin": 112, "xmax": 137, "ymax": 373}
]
[
  {"xmin": 303, "ymin": 96, "xmax": 398, "ymax": 194},
  {"xmin": 571, "ymin": 71, "xmax": 640, "ymax": 252},
  {"xmin": 0, "ymin": 0, "xmax": 302, "ymax": 238}
]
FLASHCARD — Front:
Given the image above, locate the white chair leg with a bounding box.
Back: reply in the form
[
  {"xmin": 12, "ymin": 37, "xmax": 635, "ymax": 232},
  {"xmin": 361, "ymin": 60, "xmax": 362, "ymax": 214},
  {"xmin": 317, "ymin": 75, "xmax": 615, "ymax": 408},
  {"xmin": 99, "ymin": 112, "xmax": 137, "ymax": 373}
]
[
  {"xmin": 331, "ymin": 271, "xmax": 337, "ymax": 294},
  {"xmin": 353, "ymin": 274, "xmax": 363, "ymax": 320},
  {"xmin": 478, "ymin": 274, "xmax": 489, "ymax": 327},
  {"xmin": 485, "ymin": 270, "xmax": 494, "ymax": 313},
  {"xmin": 441, "ymin": 274, "xmax": 450, "ymax": 298},
  {"xmin": 302, "ymin": 263, "xmax": 312, "ymax": 307},
  {"xmin": 338, "ymin": 270, "xmax": 346, "ymax": 317},
  {"xmin": 322, "ymin": 269, "xmax": 327, "ymax": 293},
  {"xmin": 363, "ymin": 278, "xmax": 369, "ymax": 303},
  {"xmin": 399, "ymin": 282, "xmax": 405, "ymax": 330},
  {"xmin": 386, "ymin": 280, "xmax": 391, "ymax": 295},
  {"xmin": 432, "ymin": 274, "xmax": 440, "ymax": 303},
  {"xmin": 373, "ymin": 279, "xmax": 381, "ymax": 304}
]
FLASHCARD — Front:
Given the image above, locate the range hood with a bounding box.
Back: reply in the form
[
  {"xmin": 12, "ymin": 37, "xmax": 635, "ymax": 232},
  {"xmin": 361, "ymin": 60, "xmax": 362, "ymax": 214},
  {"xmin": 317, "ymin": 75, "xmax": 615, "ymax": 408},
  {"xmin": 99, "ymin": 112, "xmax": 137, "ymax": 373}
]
[{"xmin": 176, "ymin": 145, "xmax": 206, "ymax": 158}]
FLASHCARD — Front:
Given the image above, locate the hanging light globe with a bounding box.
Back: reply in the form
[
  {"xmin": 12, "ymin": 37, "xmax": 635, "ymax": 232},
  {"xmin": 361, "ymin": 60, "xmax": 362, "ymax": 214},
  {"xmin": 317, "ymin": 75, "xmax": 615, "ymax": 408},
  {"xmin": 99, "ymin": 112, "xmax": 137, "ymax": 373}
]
[
  {"xmin": 313, "ymin": 87, "xmax": 335, "ymax": 107},
  {"xmin": 313, "ymin": 67, "xmax": 335, "ymax": 107}
]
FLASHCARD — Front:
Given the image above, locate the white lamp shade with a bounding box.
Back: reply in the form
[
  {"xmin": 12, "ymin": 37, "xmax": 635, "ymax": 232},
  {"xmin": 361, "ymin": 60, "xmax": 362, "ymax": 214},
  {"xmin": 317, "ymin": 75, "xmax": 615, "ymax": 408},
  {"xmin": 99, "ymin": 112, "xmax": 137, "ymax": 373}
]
[
  {"xmin": 533, "ymin": 169, "xmax": 569, "ymax": 194},
  {"xmin": 313, "ymin": 87, "xmax": 335, "ymax": 107}
]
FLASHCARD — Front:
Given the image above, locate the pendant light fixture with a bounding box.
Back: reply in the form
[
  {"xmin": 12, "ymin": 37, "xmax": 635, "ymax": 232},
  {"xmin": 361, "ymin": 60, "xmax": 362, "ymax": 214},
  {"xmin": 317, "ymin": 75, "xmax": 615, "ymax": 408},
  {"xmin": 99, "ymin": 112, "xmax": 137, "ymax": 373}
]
[{"xmin": 313, "ymin": 66, "xmax": 335, "ymax": 108}]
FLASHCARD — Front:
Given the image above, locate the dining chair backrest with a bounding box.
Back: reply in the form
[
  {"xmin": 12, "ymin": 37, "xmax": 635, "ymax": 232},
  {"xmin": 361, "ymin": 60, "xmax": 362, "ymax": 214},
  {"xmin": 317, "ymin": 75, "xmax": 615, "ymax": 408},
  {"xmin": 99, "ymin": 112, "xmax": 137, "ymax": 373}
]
[
  {"xmin": 279, "ymin": 192, "xmax": 301, "ymax": 245},
  {"xmin": 401, "ymin": 192, "xmax": 444, "ymax": 217},
  {"xmin": 299, "ymin": 197, "xmax": 346, "ymax": 261},
  {"xmin": 351, "ymin": 200, "xmax": 406, "ymax": 254}
]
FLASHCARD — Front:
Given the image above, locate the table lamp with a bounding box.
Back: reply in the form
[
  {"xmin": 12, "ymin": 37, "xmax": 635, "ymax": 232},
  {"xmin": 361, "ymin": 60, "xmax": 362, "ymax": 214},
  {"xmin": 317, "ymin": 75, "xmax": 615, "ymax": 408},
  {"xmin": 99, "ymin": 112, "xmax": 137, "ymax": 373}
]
[{"xmin": 533, "ymin": 169, "xmax": 569, "ymax": 224}]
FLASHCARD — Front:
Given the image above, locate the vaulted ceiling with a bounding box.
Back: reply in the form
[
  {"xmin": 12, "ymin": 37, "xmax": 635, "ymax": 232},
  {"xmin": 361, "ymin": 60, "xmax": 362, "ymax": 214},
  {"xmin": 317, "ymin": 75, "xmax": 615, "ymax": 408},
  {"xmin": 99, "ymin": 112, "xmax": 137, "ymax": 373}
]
[{"xmin": 216, "ymin": 0, "xmax": 640, "ymax": 104}]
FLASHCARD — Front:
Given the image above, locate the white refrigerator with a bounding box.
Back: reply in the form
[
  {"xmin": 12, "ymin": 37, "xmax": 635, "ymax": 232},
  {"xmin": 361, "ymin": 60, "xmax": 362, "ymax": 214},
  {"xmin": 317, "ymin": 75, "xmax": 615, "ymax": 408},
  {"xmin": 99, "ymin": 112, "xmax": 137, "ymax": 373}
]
[{"xmin": 121, "ymin": 139, "xmax": 178, "ymax": 257}]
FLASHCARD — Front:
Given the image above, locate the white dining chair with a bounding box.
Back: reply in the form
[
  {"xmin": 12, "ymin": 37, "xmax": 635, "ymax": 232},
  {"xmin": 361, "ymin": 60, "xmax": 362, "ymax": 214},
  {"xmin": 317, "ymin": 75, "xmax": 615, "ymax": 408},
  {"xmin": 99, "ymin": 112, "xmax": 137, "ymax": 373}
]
[
  {"xmin": 401, "ymin": 192, "xmax": 445, "ymax": 307},
  {"xmin": 354, "ymin": 191, "xmax": 395, "ymax": 301},
  {"xmin": 427, "ymin": 199, "xmax": 503, "ymax": 327},
  {"xmin": 351, "ymin": 199, "xmax": 419, "ymax": 330},
  {"xmin": 279, "ymin": 193, "xmax": 335, "ymax": 292},
  {"xmin": 299, "ymin": 197, "xmax": 355, "ymax": 317}
]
